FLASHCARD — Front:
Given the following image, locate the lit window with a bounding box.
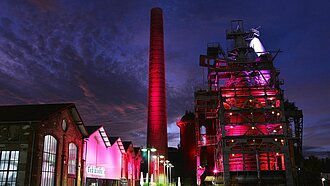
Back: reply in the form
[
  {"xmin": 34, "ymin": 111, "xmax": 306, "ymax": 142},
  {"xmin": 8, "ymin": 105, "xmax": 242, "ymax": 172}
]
[
  {"xmin": 0, "ymin": 151, "xmax": 19, "ymax": 185},
  {"xmin": 68, "ymin": 143, "xmax": 77, "ymax": 175},
  {"xmin": 41, "ymin": 135, "xmax": 57, "ymax": 186},
  {"xmin": 200, "ymin": 126, "xmax": 206, "ymax": 135}
]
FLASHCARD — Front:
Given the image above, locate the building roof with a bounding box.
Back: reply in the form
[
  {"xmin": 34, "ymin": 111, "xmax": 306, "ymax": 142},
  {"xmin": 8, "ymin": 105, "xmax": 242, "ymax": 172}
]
[
  {"xmin": 110, "ymin": 137, "xmax": 120, "ymax": 145},
  {"xmin": 85, "ymin": 125, "xmax": 111, "ymax": 147},
  {"xmin": 85, "ymin": 125, "xmax": 102, "ymax": 135},
  {"xmin": 122, "ymin": 141, "xmax": 132, "ymax": 151},
  {"xmin": 0, "ymin": 103, "xmax": 74, "ymax": 122},
  {"xmin": 109, "ymin": 137, "xmax": 126, "ymax": 153},
  {"xmin": 0, "ymin": 103, "xmax": 89, "ymax": 137},
  {"xmin": 134, "ymin": 147, "xmax": 141, "ymax": 155}
]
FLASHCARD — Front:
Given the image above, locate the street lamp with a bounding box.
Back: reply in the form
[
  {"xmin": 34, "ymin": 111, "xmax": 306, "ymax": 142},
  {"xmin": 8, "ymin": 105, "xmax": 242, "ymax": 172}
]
[
  {"xmin": 152, "ymin": 154, "xmax": 164, "ymax": 183},
  {"xmin": 141, "ymin": 147, "xmax": 157, "ymax": 184},
  {"xmin": 168, "ymin": 163, "xmax": 174, "ymax": 185},
  {"xmin": 163, "ymin": 160, "xmax": 170, "ymax": 185}
]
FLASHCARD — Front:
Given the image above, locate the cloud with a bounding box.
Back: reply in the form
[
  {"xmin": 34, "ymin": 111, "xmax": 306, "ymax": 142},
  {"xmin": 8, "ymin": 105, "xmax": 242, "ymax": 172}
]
[{"xmin": 0, "ymin": 0, "xmax": 329, "ymax": 151}]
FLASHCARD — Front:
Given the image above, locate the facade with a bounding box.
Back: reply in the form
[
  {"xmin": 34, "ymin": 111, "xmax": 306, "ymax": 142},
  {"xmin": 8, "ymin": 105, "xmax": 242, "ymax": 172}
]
[
  {"xmin": 84, "ymin": 128, "xmax": 142, "ymax": 186},
  {"xmin": 85, "ymin": 127, "xmax": 124, "ymax": 186},
  {"xmin": 178, "ymin": 21, "xmax": 303, "ymax": 186},
  {"xmin": 0, "ymin": 103, "xmax": 88, "ymax": 186},
  {"xmin": 122, "ymin": 142, "xmax": 142, "ymax": 186}
]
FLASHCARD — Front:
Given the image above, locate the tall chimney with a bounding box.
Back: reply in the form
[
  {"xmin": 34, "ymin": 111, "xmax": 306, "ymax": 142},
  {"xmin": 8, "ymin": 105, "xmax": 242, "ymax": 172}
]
[{"xmin": 147, "ymin": 7, "xmax": 168, "ymax": 157}]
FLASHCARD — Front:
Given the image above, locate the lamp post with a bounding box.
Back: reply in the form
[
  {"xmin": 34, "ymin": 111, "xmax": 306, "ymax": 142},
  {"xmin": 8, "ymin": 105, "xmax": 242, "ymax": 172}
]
[
  {"xmin": 322, "ymin": 177, "xmax": 325, "ymax": 186},
  {"xmin": 168, "ymin": 163, "xmax": 174, "ymax": 185},
  {"xmin": 141, "ymin": 147, "xmax": 157, "ymax": 184},
  {"xmin": 163, "ymin": 160, "xmax": 170, "ymax": 185},
  {"xmin": 152, "ymin": 154, "xmax": 164, "ymax": 183}
]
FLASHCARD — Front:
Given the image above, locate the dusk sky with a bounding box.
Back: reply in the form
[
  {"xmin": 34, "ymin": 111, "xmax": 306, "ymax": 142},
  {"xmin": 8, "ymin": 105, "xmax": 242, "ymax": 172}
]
[{"xmin": 0, "ymin": 0, "xmax": 329, "ymax": 155}]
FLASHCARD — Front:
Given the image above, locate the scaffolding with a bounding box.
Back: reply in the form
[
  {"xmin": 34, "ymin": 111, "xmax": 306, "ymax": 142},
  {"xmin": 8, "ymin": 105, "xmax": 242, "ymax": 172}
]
[{"xmin": 195, "ymin": 20, "xmax": 303, "ymax": 186}]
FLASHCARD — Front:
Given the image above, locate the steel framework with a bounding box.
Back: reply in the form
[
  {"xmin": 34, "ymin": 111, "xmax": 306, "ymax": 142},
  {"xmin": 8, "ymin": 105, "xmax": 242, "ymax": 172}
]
[{"xmin": 195, "ymin": 20, "xmax": 303, "ymax": 186}]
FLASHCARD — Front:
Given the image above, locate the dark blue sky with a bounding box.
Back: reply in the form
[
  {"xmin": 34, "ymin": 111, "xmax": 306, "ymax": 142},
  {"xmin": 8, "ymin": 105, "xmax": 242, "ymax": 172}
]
[{"xmin": 0, "ymin": 0, "xmax": 329, "ymax": 155}]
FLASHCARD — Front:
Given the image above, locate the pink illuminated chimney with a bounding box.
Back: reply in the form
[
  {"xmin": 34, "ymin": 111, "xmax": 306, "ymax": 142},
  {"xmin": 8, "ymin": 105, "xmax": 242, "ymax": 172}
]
[{"xmin": 147, "ymin": 7, "xmax": 168, "ymax": 157}]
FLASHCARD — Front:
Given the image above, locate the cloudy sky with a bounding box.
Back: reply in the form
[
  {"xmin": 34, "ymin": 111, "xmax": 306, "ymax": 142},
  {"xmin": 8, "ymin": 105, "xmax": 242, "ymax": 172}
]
[{"xmin": 0, "ymin": 0, "xmax": 329, "ymax": 155}]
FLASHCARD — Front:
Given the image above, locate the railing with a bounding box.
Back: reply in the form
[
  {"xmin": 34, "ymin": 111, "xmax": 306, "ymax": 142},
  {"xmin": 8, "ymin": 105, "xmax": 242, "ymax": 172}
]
[{"xmin": 198, "ymin": 135, "xmax": 218, "ymax": 146}]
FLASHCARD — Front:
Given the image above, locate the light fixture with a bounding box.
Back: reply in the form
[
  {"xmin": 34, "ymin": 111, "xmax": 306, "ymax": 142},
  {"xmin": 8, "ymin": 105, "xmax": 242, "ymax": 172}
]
[{"xmin": 151, "ymin": 148, "xmax": 157, "ymax": 152}]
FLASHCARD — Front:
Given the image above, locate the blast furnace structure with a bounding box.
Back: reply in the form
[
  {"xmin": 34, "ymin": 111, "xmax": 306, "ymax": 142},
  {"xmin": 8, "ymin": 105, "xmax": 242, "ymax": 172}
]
[{"xmin": 178, "ymin": 20, "xmax": 303, "ymax": 186}]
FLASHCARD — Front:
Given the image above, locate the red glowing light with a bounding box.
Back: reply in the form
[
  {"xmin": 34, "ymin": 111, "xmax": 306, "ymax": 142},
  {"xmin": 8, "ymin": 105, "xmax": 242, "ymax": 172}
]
[{"xmin": 147, "ymin": 7, "xmax": 168, "ymax": 156}]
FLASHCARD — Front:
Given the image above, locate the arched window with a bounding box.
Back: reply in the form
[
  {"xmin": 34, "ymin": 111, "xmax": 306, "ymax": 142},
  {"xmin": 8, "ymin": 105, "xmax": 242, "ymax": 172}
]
[
  {"xmin": 41, "ymin": 135, "xmax": 57, "ymax": 186},
  {"xmin": 68, "ymin": 143, "xmax": 77, "ymax": 186},
  {"xmin": 68, "ymin": 143, "xmax": 77, "ymax": 175}
]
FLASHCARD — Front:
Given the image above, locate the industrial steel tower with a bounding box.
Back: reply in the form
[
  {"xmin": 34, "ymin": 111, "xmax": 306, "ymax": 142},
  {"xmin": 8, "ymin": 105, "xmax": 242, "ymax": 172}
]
[
  {"xmin": 190, "ymin": 20, "xmax": 303, "ymax": 186},
  {"xmin": 147, "ymin": 7, "xmax": 168, "ymax": 157}
]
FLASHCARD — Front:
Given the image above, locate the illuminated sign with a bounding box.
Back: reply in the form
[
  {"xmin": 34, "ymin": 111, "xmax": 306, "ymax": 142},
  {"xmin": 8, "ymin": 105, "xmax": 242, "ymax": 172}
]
[{"xmin": 87, "ymin": 165, "xmax": 105, "ymax": 176}]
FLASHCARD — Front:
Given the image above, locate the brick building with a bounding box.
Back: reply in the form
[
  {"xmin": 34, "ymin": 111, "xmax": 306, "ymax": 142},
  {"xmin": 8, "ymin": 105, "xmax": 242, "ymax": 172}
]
[{"xmin": 0, "ymin": 103, "xmax": 88, "ymax": 186}]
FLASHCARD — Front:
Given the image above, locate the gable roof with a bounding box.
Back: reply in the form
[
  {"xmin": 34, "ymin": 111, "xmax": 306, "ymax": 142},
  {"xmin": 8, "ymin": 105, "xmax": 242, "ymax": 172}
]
[
  {"xmin": 134, "ymin": 147, "xmax": 141, "ymax": 155},
  {"xmin": 109, "ymin": 137, "xmax": 125, "ymax": 153},
  {"xmin": 0, "ymin": 103, "xmax": 74, "ymax": 122},
  {"xmin": 0, "ymin": 103, "xmax": 88, "ymax": 137},
  {"xmin": 122, "ymin": 141, "xmax": 132, "ymax": 151},
  {"xmin": 110, "ymin": 137, "xmax": 120, "ymax": 145},
  {"xmin": 85, "ymin": 125, "xmax": 102, "ymax": 136}
]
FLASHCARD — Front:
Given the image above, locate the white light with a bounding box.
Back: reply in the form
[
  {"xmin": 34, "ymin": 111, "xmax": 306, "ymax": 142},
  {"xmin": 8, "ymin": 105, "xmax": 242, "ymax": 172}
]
[
  {"xmin": 151, "ymin": 148, "xmax": 157, "ymax": 152},
  {"xmin": 322, "ymin": 178, "xmax": 326, "ymax": 182},
  {"xmin": 249, "ymin": 37, "xmax": 266, "ymax": 57}
]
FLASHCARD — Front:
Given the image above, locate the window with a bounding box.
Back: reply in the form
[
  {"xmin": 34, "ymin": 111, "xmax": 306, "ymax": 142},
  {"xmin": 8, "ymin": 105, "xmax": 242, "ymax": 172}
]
[
  {"xmin": 41, "ymin": 135, "xmax": 57, "ymax": 186},
  {"xmin": 68, "ymin": 143, "xmax": 77, "ymax": 186},
  {"xmin": 200, "ymin": 126, "xmax": 206, "ymax": 135},
  {"xmin": 0, "ymin": 151, "xmax": 19, "ymax": 185},
  {"xmin": 68, "ymin": 143, "xmax": 77, "ymax": 175}
]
